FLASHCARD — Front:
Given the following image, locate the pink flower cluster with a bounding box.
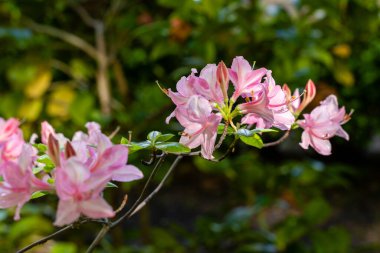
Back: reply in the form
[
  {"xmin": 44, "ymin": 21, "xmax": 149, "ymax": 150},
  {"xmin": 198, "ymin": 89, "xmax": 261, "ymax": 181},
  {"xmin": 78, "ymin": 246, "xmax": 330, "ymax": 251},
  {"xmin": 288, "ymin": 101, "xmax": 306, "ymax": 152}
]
[
  {"xmin": 166, "ymin": 56, "xmax": 350, "ymax": 157},
  {"xmin": 0, "ymin": 120, "xmax": 143, "ymax": 226}
]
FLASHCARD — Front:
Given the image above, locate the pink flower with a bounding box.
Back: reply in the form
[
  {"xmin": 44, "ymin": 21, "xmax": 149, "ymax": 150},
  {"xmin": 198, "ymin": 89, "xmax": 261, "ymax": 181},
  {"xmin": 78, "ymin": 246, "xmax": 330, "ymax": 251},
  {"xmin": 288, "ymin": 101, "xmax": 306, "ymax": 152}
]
[
  {"xmin": 298, "ymin": 95, "xmax": 350, "ymax": 155},
  {"xmin": 0, "ymin": 144, "xmax": 51, "ymax": 220},
  {"xmin": 229, "ymin": 56, "xmax": 267, "ymax": 101},
  {"xmin": 283, "ymin": 80, "xmax": 316, "ymax": 115},
  {"xmin": 167, "ymin": 64, "xmax": 227, "ymax": 109},
  {"xmin": 54, "ymin": 156, "xmax": 114, "ymax": 226},
  {"xmin": 174, "ymin": 96, "xmax": 222, "ymax": 159},
  {"xmin": 72, "ymin": 122, "xmax": 143, "ymax": 182},
  {"xmin": 46, "ymin": 122, "xmax": 143, "ymax": 226},
  {"xmin": 238, "ymin": 71, "xmax": 295, "ymax": 130},
  {"xmin": 0, "ymin": 118, "xmax": 24, "ymax": 161}
]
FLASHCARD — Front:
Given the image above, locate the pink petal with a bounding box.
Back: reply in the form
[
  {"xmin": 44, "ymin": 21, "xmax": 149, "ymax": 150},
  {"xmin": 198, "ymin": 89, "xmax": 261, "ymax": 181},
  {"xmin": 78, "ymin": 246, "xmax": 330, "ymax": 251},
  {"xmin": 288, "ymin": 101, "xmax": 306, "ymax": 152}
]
[
  {"xmin": 54, "ymin": 199, "xmax": 80, "ymax": 226},
  {"xmin": 79, "ymin": 197, "xmax": 115, "ymax": 219},
  {"xmin": 111, "ymin": 165, "xmax": 144, "ymax": 182}
]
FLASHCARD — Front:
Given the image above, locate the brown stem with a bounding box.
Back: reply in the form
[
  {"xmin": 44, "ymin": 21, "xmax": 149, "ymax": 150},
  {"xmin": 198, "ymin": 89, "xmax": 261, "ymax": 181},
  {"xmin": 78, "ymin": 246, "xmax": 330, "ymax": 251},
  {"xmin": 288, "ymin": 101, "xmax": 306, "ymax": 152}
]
[
  {"xmin": 263, "ymin": 130, "xmax": 291, "ymax": 147},
  {"xmin": 16, "ymin": 220, "xmax": 86, "ymax": 253},
  {"xmin": 94, "ymin": 20, "xmax": 111, "ymax": 116},
  {"xmin": 86, "ymin": 155, "xmax": 182, "ymax": 252},
  {"xmin": 24, "ymin": 19, "xmax": 97, "ymax": 59},
  {"xmin": 215, "ymin": 122, "xmax": 229, "ymax": 150}
]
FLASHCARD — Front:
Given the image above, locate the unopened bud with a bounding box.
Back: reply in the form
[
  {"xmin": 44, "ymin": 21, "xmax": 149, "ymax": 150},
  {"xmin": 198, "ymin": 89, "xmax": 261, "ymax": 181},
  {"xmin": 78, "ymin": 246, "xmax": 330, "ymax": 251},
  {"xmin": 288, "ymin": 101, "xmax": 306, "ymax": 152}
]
[
  {"xmin": 48, "ymin": 134, "xmax": 61, "ymax": 167},
  {"xmin": 296, "ymin": 79, "xmax": 316, "ymax": 115},
  {"xmin": 65, "ymin": 141, "xmax": 77, "ymax": 159},
  {"xmin": 217, "ymin": 61, "xmax": 229, "ymax": 102}
]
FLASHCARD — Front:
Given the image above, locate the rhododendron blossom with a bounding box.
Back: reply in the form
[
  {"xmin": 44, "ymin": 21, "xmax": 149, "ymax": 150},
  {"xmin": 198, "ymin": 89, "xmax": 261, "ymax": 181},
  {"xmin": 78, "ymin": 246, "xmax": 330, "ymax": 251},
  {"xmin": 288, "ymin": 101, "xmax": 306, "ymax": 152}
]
[
  {"xmin": 175, "ymin": 95, "xmax": 222, "ymax": 159},
  {"xmin": 0, "ymin": 144, "xmax": 51, "ymax": 220},
  {"xmin": 43, "ymin": 122, "xmax": 144, "ymax": 226},
  {"xmin": 239, "ymin": 71, "xmax": 295, "ymax": 130},
  {"xmin": 0, "ymin": 118, "xmax": 24, "ymax": 162},
  {"xmin": 298, "ymin": 95, "xmax": 350, "ymax": 155}
]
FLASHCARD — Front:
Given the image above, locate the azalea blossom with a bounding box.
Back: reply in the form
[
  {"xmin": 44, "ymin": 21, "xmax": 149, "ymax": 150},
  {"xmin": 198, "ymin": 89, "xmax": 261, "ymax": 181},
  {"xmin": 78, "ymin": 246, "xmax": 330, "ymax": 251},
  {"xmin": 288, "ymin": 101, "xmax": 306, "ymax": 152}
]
[
  {"xmin": 167, "ymin": 65, "xmax": 225, "ymax": 107},
  {"xmin": 173, "ymin": 95, "xmax": 222, "ymax": 159},
  {"xmin": 0, "ymin": 144, "xmax": 51, "ymax": 220},
  {"xmin": 54, "ymin": 155, "xmax": 114, "ymax": 226},
  {"xmin": 283, "ymin": 79, "xmax": 316, "ymax": 116},
  {"xmin": 0, "ymin": 118, "xmax": 24, "ymax": 162},
  {"xmin": 46, "ymin": 122, "xmax": 143, "ymax": 226},
  {"xmin": 298, "ymin": 95, "xmax": 350, "ymax": 155},
  {"xmin": 238, "ymin": 71, "xmax": 295, "ymax": 130},
  {"xmin": 229, "ymin": 56, "xmax": 267, "ymax": 101}
]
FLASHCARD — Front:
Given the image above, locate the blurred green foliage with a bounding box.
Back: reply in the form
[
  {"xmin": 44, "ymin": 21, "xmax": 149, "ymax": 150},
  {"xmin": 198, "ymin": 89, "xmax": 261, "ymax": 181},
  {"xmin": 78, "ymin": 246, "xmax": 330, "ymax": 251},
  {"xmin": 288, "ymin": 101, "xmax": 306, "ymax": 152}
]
[{"xmin": 0, "ymin": 0, "xmax": 379, "ymax": 252}]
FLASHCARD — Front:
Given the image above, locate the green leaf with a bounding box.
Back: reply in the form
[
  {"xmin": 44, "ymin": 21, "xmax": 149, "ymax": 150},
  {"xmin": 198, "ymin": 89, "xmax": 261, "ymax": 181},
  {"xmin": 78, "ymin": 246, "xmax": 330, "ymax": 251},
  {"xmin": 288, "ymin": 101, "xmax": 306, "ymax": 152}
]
[
  {"xmin": 31, "ymin": 191, "xmax": 48, "ymax": 199},
  {"xmin": 106, "ymin": 182, "xmax": 118, "ymax": 188},
  {"xmin": 239, "ymin": 134, "xmax": 264, "ymax": 148},
  {"xmin": 156, "ymin": 133, "xmax": 175, "ymax": 142},
  {"xmin": 121, "ymin": 138, "xmax": 152, "ymax": 154},
  {"xmin": 235, "ymin": 128, "xmax": 277, "ymax": 137},
  {"xmin": 147, "ymin": 131, "xmax": 162, "ymax": 143},
  {"xmin": 33, "ymin": 143, "xmax": 47, "ymax": 154},
  {"xmin": 32, "ymin": 166, "xmax": 44, "ymax": 174},
  {"xmin": 155, "ymin": 142, "xmax": 191, "ymax": 153},
  {"xmin": 37, "ymin": 154, "xmax": 55, "ymax": 172},
  {"xmin": 217, "ymin": 124, "xmax": 235, "ymax": 135}
]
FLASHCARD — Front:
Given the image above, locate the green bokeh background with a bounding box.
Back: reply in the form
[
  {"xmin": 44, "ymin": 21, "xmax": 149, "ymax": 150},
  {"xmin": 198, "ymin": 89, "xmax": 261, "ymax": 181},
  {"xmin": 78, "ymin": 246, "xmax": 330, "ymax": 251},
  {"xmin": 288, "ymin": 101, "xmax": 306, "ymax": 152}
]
[{"xmin": 0, "ymin": 0, "xmax": 379, "ymax": 252}]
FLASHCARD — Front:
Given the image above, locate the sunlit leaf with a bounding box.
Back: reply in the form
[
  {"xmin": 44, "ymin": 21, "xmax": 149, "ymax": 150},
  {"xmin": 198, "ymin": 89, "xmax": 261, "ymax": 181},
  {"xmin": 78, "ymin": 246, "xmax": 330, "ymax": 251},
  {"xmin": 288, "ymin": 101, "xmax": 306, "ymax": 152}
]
[
  {"xmin": 47, "ymin": 84, "xmax": 76, "ymax": 118},
  {"xmin": 31, "ymin": 191, "xmax": 48, "ymax": 199},
  {"xmin": 18, "ymin": 98, "xmax": 43, "ymax": 121},
  {"xmin": 239, "ymin": 134, "xmax": 264, "ymax": 148},
  {"xmin": 24, "ymin": 68, "xmax": 51, "ymax": 98},
  {"xmin": 155, "ymin": 142, "xmax": 190, "ymax": 153},
  {"xmin": 121, "ymin": 137, "xmax": 151, "ymax": 154}
]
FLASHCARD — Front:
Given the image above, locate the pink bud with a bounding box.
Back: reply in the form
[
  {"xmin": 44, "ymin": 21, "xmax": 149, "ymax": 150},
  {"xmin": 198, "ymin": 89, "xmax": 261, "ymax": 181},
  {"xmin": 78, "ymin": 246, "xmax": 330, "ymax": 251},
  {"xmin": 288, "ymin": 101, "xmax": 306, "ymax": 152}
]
[
  {"xmin": 295, "ymin": 79, "xmax": 316, "ymax": 115},
  {"xmin": 48, "ymin": 134, "xmax": 61, "ymax": 167},
  {"xmin": 65, "ymin": 141, "xmax": 76, "ymax": 159},
  {"xmin": 216, "ymin": 61, "xmax": 229, "ymax": 102},
  {"xmin": 282, "ymin": 83, "xmax": 292, "ymax": 101}
]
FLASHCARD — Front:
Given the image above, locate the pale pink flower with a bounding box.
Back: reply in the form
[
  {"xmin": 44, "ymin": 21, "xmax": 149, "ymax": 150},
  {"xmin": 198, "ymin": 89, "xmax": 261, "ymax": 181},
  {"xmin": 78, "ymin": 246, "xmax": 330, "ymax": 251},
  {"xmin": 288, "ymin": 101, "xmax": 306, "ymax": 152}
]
[
  {"xmin": 0, "ymin": 144, "xmax": 51, "ymax": 220},
  {"xmin": 54, "ymin": 157, "xmax": 114, "ymax": 226},
  {"xmin": 49, "ymin": 122, "xmax": 143, "ymax": 226},
  {"xmin": 298, "ymin": 95, "xmax": 349, "ymax": 155},
  {"xmin": 72, "ymin": 122, "xmax": 143, "ymax": 182},
  {"xmin": 239, "ymin": 71, "xmax": 295, "ymax": 130},
  {"xmin": 0, "ymin": 118, "xmax": 24, "ymax": 161},
  {"xmin": 175, "ymin": 96, "xmax": 222, "ymax": 159},
  {"xmin": 167, "ymin": 66, "xmax": 225, "ymax": 107},
  {"xmin": 229, "ymin": 56, "xmax": 267, "ymax": 101},
  {"xmin": 41, "ymin": 121, "xmax": 67, "ymax": 147},
  {"xmin": 283, "ymin": 80, "xmax": 316, "ymax": 115}
]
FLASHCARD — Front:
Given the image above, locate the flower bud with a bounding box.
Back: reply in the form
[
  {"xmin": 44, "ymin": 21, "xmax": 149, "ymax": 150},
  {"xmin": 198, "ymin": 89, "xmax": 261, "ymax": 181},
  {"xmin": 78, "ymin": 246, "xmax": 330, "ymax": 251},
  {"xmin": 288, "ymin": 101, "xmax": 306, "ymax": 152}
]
[
  {"xmin": 48, "ymin": 134, "xmax": 61, "ymax": 167},
  {"xmin": 295, "ymin": 79, "xmax": 316, "ymax": 115},
  {"xmin": 65, "ymin": 141, "xmax": 76, "ymax": 159},
  {"xmin": 216, "ymin": 61, "xmax": 229, "ymax": 102}
]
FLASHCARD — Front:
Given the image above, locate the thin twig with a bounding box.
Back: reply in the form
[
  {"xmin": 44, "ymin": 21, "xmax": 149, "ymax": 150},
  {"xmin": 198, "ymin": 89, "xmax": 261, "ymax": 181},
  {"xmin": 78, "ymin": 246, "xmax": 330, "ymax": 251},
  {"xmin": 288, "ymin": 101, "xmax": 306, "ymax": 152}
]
[
  {"xmin": 125, "ymin": 155, "xmax": 183, "ymax": 219},
  {"xmin": 212, "ymin": 137, "xmax": 238, "ymax": 162},
  {"xmin": 23, "ymin": 19, "xmax": 98, "ymax": 59},
  {"xmin": 86, "ymin": 155, "xmax": 182, "ymax": 252},
  {"xmin": 263, "ymin": 130, "xmax": 291, "ymax": 147},
  {"xmin": 111, "ymin": 154, "xmax": 167, "ymax": 227},
  {"xmin": 215, "ymin": 122, "xmax": 229, "ymax": 150},
  {"xmin": 114, "ymin": 194, "xmax": 128, "ymax": 214},
  {"xmin": 108, "ymin": 126, "xmax": 120, "ymax": 140},
  {"xmin": 17, "ymin": 220, "xmax": 86, "ymax": 253},
  {"xmin": 85, "ymin": 224, "xmax": 111, "ymax": 253},
  {"xmin": 71, "ymin": 4, "xmax": 97, "ymax": 27}
]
